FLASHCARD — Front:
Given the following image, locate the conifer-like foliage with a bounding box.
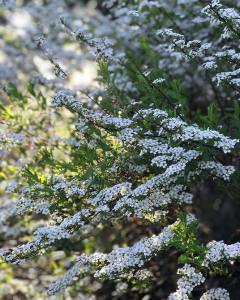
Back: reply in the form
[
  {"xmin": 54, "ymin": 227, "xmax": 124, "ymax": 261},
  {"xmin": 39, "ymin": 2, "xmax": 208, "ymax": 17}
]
[{"xmin": 0, "ymin": 0, "xmax": 240, "ymax": 299}]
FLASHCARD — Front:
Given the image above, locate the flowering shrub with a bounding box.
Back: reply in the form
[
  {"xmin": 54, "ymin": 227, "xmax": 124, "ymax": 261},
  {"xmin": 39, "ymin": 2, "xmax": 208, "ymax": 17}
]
[{"xmin": 1, "ymin": 0, "xmax": 240, "ymax": 299}]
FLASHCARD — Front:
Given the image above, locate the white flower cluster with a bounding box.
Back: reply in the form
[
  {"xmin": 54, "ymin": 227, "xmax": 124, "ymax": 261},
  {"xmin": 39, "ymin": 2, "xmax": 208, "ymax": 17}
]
[
  {"xmin": 53, "ymin": 93, "xmax": 239, "ymax": 159},
  {"xmin": 202, "ymin": 1, "xmax": 240, "ymax": 35},
  {"xmin": 168, "ymin": 264, "xmax": 205, "ymax": 300},
  {"xmin": 132, "ymin": 108, "xmax": 238, "ymax": 154},
  {"xmin": 157, "ymin": 28, "xmax": 185, "ymax": 40},
  {"xmin": 51, "ymin": 175, "xmax": 86, "ymax": 198},
  {"xmin": 1, "ymin": 175, "xmax": 87, "ymax": 227},
  {"xmin": 203, "ymin": 240, "xmax": 240, "ymax": 266},
  {"xmin": 160, "ymin": 117, "xmax": 238, "ymax": 154},
  {"xmin": 117, "ymin": 128, "xmax": 138, "ymax": 144},
  {"xmin": 152, "ymin": 77, "xmax": 166, "ymax": 84},
  {"xmin": 214, "ymin": 69, "xmax": 240, "ymax": 87},
  {"xmin": 90, "ymin": 182, "xmax": 132, "ymax": 214},
  {"xmin": 97, "ymin": 226, "xmax": 173, "ymax": 279},
  {"xmin": 2, "ymin": 182, "xmax": 137, "ymax": 263},
  {"xmin": 200, "ymin": 288, "xmax": 230, "ymax": 300},
  {"xmin": 9, "ymin": 197, "xmax": 50, "ymax": 216},
  {"xmin": 198, "ymin": 161, "xmax": 235, "ymax": 181},
  {"xmin": 114, "ymin": 185, "xmax": 192, "ymax": 218},
  {"xmin": 48, "ymin": 253, "xmax": 105, "ymax": 295},
  {"xmin": 157, "ymin": 29, "xmax": 212, "ymax": 62},
  {"xmin": 4, "ymin": 207, "xmax": 91, "ymax": 264},
  {"xmin": 53, "ymin": 90, "xmax": 133, "ymax": 129},
  {"xmin": 48, "ymin": 221, "xmax": 177, "ymax": 294}
]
